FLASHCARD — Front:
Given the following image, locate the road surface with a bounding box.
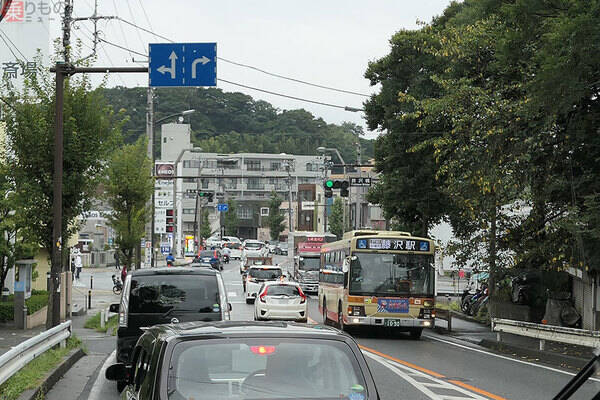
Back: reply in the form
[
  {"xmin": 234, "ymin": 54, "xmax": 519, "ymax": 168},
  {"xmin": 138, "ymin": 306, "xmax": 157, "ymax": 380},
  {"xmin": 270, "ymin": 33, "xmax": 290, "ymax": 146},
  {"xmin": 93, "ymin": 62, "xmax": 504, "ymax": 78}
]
[{"xmin": 54, "ymin": 257, "xmax": 599, "ymax": 400}]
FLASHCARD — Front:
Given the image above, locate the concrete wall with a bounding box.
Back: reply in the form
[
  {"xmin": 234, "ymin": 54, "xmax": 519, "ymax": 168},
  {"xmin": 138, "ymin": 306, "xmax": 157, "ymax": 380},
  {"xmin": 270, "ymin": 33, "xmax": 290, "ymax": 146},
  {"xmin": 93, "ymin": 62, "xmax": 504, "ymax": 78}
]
[{"xmin": 26, "ymin": 305, "xmax": 47, "ymax": 328}]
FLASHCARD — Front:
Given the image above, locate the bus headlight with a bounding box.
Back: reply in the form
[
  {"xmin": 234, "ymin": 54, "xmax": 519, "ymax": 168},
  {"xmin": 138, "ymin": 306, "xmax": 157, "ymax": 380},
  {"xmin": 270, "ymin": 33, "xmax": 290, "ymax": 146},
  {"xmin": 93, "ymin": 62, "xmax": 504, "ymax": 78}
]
[
  {"xmin": 423, "ymin": 300, "xmax": 433, "ymax": 307},
  {"xmin": 424, "ymin": 321, "xmax": 431, "ymax": 327}
]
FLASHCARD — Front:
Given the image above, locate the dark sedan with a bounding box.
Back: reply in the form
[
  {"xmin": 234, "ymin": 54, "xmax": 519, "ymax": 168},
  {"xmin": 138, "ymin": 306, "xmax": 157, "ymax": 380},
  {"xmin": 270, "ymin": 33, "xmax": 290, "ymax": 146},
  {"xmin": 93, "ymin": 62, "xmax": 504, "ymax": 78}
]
[{"xmin": 106, "ymin": 321, "xmax": 379, "ymax": 399}]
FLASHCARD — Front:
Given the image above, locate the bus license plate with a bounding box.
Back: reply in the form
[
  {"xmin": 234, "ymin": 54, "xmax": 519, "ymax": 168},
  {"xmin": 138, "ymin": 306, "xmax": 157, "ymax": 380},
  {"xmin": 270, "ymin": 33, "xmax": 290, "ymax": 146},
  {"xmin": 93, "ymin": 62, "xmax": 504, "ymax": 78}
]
[{"xmin": 384, "ymin": 319, "xmax": 402, "ymax": 327}]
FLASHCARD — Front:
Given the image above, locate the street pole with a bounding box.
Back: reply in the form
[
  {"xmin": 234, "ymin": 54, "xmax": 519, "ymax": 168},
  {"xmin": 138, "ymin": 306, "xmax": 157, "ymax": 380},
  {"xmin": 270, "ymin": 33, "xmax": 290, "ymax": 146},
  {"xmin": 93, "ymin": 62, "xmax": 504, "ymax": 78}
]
[
  {"xmin": 147, "ymin": 87, "xmax": 155, "ymax": 267},
  {"xmin": 285, "ymin": 161, "xmax": 294, "ymax": 233}
]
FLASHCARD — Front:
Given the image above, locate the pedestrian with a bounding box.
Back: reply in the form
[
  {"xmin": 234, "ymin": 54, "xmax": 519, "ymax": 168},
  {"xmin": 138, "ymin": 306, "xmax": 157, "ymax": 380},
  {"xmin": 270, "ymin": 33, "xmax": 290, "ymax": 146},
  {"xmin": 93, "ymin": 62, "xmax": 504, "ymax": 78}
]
[
  {"xmin": 114, "ymin": 251, "xmax": 120, "ymax": 270},
  {"xmin": 75, "ymin": 254, "xmax": 82, "ymax": 280},
  {"xmin": 70, "ymin": 256, "xmax": 76, "ymax": 281},
  {"xmin": 121, "ymin": 264, "xmax": 128, "ymax": 283}
]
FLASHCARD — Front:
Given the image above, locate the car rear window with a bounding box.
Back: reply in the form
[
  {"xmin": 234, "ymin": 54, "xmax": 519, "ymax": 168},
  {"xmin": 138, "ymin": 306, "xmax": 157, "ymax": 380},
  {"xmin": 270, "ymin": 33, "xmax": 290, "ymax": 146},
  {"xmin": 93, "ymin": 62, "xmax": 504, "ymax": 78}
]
[
  {"xmin": 226, "ymin": 243, "xmax": 241, "ymax": 249},
  {"xmin": 265, "ymin": 285, "xmax": 300, "ymax": 296},
  {"xmin": 200, "ymin": 251, "xmax": 217, "ymax": 258},
  {"xmin": 245, "ymin": 242, "xmax": 262, "ymax": 248},
  {"xmin": 129, "ymin": 275, "xmax": 219, "ymax": 314},
  {"xmin": 249, "ymin": 268, "xmax": 282, "ymax": 280},
  {"xmin": 167, "ymin": 338, "xmax": 366, "ymax": 400}
]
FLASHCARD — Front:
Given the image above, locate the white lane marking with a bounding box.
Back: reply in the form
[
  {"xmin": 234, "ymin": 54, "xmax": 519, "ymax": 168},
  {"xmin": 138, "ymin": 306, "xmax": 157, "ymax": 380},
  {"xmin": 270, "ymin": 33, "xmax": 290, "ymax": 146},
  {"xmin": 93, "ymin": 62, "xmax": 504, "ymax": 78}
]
[
  {"xmin": 363, "ymin": 350, "xmax": 487, "ymax": 400},
  {"xmin": 88, "ymin": 350, "xmax": 116, "ymax": 400},
  {"xmin": 424, "ymin": 333, "xmax": 600, "ymax": 383},
  {"xmin": 227, "ymin": 283, "xmax": 243, "ymax": 286},
  {"xmin": 227, "ymin": 291, "xmax": 237, "ymax": 297}
]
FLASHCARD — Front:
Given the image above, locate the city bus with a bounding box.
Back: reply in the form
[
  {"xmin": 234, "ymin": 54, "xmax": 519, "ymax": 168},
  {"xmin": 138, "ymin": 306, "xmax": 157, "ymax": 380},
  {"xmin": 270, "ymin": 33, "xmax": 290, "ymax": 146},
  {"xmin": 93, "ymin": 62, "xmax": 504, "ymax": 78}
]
[{"xmin": 318, "ymin": 230, "xmax": 436, "ymax": 339}]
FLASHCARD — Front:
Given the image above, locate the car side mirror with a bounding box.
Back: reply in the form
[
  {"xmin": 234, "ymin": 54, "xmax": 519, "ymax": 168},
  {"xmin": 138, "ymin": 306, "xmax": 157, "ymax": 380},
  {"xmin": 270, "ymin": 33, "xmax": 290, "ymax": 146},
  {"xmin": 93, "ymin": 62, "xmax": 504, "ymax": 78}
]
[
  {"xmin": 105, "ymin": 363, "xmax": 130, "ymax": 381},
  {"xmin": 109, "ymin": 303, "xmax": 119, "ymax": 313},
  {"xmin": 228, "ymin": 302, "xmax": 232, "ymax": 312}
]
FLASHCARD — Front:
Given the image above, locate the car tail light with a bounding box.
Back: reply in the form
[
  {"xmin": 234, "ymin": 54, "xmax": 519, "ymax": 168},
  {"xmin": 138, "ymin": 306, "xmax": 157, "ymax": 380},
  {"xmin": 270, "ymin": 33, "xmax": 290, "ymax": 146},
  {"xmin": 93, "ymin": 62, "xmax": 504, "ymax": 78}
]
[
  {"xmin": 298, "ymin": 287, "xmax": 306, "ymax": 304},
  {"xmin": 119, "ymin": 310, "xmax": 127, "ymax": 328},
  {"xmin": 250, "ymin": 346, "xmax": 276, "ymax": 355},
  {"xmin": 259, "ymin": 287, "xmax": 268, "ymax": 302}
]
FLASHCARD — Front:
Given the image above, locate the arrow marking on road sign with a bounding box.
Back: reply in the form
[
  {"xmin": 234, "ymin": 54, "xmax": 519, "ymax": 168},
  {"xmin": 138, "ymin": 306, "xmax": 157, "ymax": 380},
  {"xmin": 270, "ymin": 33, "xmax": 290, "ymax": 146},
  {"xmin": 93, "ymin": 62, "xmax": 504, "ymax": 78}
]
[
  {"xmin": 157, "ymin": 51, "xmax": 178, "ymax": 79},
  {"xmin": 191, "ymin": 56, "xmax": 211, "ymax": 78}
]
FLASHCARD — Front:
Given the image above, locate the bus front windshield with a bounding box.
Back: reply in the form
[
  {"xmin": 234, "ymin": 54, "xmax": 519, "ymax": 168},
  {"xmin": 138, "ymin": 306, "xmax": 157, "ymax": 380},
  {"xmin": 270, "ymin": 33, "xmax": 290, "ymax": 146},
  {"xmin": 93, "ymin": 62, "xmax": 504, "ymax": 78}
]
[{"xmin": 349, "ymin": 253, "xmax": 434, "ymax": 296}]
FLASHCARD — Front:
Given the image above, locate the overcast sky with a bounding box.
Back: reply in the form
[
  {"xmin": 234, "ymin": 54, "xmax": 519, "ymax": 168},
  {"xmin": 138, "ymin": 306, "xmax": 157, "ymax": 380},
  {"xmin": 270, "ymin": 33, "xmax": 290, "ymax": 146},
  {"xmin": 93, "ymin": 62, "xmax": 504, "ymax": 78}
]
[{"xmin": 56, "ymin": 0, "xmax": 453, "ymax": 139}]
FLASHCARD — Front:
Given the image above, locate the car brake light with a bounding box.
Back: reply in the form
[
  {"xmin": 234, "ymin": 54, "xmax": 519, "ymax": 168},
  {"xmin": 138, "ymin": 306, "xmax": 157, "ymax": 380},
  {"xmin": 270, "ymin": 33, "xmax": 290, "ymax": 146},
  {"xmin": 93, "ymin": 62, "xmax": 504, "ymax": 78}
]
[
  {"xmin": 299, "ymin": 287, "xmax": 306, "ymax": 304},
  {"xmin": 119, "ymin": 310, "xmax": 127, "ymax": 327},
  {"xmin": 259, "ymin": 287, "xmax": 268, "ymax": 302},
  {"xmin": 250, "ymin": 346, "xmax": 276, "ymax": 355}
]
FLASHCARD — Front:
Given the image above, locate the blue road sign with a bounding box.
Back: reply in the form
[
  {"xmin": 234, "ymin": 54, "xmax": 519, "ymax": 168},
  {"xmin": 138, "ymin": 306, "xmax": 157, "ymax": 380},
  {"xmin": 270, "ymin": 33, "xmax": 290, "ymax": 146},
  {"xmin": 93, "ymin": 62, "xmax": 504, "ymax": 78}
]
[
  {"xmin": 217, "ymin": 204, "xmax": 229, "ymax": 212},
  {"xmin": 149, "ymin": 43, "xmax": 217, "ymax": 87}
]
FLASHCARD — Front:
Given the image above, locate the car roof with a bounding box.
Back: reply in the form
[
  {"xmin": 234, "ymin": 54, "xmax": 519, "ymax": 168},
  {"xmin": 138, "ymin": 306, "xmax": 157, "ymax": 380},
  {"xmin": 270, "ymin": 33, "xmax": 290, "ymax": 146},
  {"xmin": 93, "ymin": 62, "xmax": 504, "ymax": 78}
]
[
  {"xmin": 262, "ymin": 280, "xmax": 300, "ymax": 287},
  {"xmin": 151, "ymin": 321, "xmax": 345, "ymax": 338},
  {"xmin": 248, "ymin": 265, "xmax": 281, "ymax": 270},
  {"xmin": 130, "ymin": 267, "xmax": 218, "ymax": 276}
]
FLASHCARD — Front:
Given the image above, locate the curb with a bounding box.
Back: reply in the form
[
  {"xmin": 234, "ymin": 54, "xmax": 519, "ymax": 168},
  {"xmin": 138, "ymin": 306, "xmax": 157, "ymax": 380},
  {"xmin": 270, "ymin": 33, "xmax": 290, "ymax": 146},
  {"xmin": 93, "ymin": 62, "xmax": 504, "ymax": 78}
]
[
  {"xmin": 450, "ymin": 310, "xmax": 490, "ymax": 326},
  {"xmin": 18, "ymin": 347, "xmax": 86, "ymax": 400},
  {"xmin": 479, "ymin": 338, "xmax": 590, "ymax": 369}
]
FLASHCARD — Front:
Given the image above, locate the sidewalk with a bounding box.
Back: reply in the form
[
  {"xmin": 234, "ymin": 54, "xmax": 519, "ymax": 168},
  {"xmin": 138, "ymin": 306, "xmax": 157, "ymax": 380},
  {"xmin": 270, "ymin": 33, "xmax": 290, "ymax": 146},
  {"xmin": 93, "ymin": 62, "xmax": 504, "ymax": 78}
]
[
  {"xmin": 0, "ymin": 322, "xmax": 46, "ymax": 355},
  {"xmin": 435, "ymin": 312, "xmax": 597, "ymax": 370}
]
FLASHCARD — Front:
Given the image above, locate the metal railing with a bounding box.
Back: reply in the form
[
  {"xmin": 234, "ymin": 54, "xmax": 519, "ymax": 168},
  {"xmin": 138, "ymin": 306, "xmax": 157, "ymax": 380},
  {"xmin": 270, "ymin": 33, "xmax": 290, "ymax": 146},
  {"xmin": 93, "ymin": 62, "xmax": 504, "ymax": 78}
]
[
  {"xmin": 492, "ymin": 318, "xmax": 600, "ymax": 350},
  {"xmin": 0, "ymin": 320, "xmax": 72, "ymax": 385}
]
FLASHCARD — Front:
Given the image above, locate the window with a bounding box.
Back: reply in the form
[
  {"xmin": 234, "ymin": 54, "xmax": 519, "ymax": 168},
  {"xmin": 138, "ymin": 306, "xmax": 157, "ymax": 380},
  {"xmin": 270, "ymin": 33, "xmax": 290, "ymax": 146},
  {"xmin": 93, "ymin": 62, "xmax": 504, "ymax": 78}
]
[
  {"xmin": 183, "ymin": 160, "xmax": 200, "ymax": 168},
  {"xmin": 223, "ymin": 178, "xmax": 237, "ymax": 189},
  {"xmin": 244, "ymin": 159, "xmax": 262, "ymax": 171},
  {"xmin": 167, "ymin": 339, "xmax": 366, "ymax": 400},
  {"xmin": 183, "ymin": 209, "xmax": 196, "ymax": 214},
  {"xmin": 217, "ymin": 159, "xmax": 238, "ymax": 169},
  {"xmin": 299, "ymin": 190, "xmax": 313, "ymax": 201},
  {"xmin": 270, "ymin": 161, "xmax": 281, "ymax": 171},
  {"xmin": 202, "ymin": 160, "xmax": 217, "ymax": 169},
  {"xmin": 133, "ymin": 348, "xmax": 150, "ymax": 392},
  {"xmin": 306, "ymin": 163, "xmax": 314, "ymax": 171},
  {"xmin": 201, "ymin": 178, "xmax": 211, "ymax": 189},
  {"xmin": 238, "ymin": 207, "xmax": 252, "ymax": 219},
  {"xmin": 260, "ymin": 207, "xmax": 269, "ymax": 216},
  {"xmin": 183, "ymin": 178, "xmax": 195, "ymax": 183},
  {"xmin": 246, "ymin": 177, "xmax": 263, "ymax": 190}
]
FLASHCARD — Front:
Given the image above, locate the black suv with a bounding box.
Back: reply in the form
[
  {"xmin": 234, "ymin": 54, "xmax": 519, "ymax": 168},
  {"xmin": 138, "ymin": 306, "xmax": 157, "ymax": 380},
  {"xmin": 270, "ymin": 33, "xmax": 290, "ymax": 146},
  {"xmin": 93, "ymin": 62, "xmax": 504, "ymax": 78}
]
[
  {"xmin": 110, "ymin": 268, "xmax": 231, "ymax": 372},
  {"xmin": 106, "ymin": 321, "xmax": 380, "ymax": 399}
]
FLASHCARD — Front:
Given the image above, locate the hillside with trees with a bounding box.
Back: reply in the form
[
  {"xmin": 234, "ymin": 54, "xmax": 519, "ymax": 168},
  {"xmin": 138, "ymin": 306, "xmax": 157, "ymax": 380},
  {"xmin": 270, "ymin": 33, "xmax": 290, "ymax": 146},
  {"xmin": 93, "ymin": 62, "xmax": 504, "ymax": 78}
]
[{"xmin": 101, "ymin": 87, "xmax": 373, "ymax": 164}]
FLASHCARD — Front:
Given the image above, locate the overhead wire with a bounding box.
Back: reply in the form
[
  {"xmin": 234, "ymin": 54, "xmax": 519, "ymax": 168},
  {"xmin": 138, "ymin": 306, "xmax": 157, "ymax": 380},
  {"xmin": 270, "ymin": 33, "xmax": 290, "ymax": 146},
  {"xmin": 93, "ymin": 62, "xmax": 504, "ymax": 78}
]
[
  {"xmin": 137, "ymin": 0, "xmax": 154, "ymax": 31},
  {"xmin": 114, "ymin": 17, "xmax": 370, "ymax": 99},
  {"xmin": 111, "ymin": 0, "xmax": 135, "ymax": 61},
  {"xmin": 125, "ymin": 0, "xmax": 146, "ymax": 52},
  {"xmin": 0, "ymin": 28, "xmax": 29, "ymax": 62}
]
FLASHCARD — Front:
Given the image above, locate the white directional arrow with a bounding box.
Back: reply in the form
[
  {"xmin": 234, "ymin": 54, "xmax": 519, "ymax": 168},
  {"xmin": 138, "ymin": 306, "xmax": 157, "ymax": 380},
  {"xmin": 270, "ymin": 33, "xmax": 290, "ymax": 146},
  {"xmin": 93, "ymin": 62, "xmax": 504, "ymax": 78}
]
[
  {"xmin": 191, "ymin": 56, "xmax": 211, "ymax": 79},
  {"xmin": 157, "ymin": 51, "xmax": 178, "ymax": 79}
]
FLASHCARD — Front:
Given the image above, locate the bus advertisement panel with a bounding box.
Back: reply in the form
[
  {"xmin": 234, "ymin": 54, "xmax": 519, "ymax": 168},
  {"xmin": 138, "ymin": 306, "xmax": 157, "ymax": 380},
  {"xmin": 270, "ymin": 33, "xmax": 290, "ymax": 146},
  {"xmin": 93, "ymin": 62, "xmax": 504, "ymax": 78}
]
[{"xmin": 318, "ymin": 231, "xmax": 435, "ymax": 339}]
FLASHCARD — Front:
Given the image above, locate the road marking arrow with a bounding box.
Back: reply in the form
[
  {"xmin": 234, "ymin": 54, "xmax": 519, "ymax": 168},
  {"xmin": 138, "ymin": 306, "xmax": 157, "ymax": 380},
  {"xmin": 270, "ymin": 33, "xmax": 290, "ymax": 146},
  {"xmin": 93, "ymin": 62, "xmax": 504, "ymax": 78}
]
[
  {"xmin": 157, "ymin": 51, "xmax": 178, "ymax": 79},
  {"xmin": 191, "ymin": 56, "xmax": 211, "ymax": 79}
]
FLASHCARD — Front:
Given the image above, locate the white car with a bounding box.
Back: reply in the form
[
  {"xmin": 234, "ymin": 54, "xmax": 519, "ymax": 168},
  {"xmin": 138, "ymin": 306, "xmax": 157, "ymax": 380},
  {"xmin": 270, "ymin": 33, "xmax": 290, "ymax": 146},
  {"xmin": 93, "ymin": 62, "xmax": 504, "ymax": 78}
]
[
  {"xmin": 242, "ymin": 240, "xmax": 268, "ymax": 258},
  {"xmin": 222, "ymin": 236, "xmax": 241, "ymax": 244},
  {"xmin": 254, "ymin": 281, "xmax": 307, "ymax": 322},
  {"xmin": 206, "ymin": 236, "xmax": 221, "ymax": 248},
  {"xmin": 224, "ymin": 242, "xmax": 242, "ymax": 260},
  {"xmin": 244, "ymin": 265, "xmax": 283, "ymax": 304}
]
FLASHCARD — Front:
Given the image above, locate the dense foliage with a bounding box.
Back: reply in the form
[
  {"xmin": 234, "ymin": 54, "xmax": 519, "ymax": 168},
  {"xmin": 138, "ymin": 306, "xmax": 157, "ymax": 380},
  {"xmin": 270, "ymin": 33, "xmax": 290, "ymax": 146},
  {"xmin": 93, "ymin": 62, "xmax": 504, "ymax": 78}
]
[
  {"xmin": 266, "ymin": 192, "xmax": 286, "ymax": 240},
  {"xmin": 329, "ymin": 198, "xmax": 344, "ymax": 239},
  {"xmin": 101, "ymin": 87, "xmax": 374, "ymax": 166},
  {"xmin": 365, "ymin": 0, "xmax": 600, "ymax": 287},
  {"xmin": 105, "ymin": 140, "xmax": 153, "ymax": 269}
]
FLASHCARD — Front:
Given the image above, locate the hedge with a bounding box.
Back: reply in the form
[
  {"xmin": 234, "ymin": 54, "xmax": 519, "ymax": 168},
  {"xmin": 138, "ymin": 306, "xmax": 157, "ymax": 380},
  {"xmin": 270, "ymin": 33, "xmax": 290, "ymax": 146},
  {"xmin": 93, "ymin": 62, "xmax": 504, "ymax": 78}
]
[{"xmin": 0, "ymin": 291, "xmax": 49, "ymax": 322}]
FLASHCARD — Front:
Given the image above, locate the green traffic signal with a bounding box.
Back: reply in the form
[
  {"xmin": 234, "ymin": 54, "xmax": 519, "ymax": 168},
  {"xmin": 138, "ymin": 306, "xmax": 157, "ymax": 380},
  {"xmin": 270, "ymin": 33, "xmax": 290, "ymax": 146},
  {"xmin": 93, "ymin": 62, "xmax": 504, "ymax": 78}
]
[{"xmin": 325, "ymin": 180, "xmax": 334, "ymax": 188}]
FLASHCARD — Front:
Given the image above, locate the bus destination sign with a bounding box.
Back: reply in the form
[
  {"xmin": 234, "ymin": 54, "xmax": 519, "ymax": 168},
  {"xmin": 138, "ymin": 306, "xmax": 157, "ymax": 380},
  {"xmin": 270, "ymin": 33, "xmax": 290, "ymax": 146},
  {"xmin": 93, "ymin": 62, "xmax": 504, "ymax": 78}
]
[{"xmin": 356, "ymin": 238, "xmax": 430, "ymax": 252}]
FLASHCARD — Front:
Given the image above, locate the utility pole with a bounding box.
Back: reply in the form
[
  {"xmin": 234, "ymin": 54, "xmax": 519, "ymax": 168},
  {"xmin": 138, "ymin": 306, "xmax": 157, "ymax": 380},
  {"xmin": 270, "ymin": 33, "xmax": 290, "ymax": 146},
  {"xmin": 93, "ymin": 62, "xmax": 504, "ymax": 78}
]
[
  {"xmin": 284, "ymin": 160, "xmax": 294, "ymax": 233},
  {"xmin": 147, "ymin": 87, "xmax": 154, "ymax": 267},
  {"xmin": 355, "ymin": 140, "xmax": 361, "ymax": 229},
  {"xmin": 49, "ymin": 0, "xmax": 73, "ymax": 329}
]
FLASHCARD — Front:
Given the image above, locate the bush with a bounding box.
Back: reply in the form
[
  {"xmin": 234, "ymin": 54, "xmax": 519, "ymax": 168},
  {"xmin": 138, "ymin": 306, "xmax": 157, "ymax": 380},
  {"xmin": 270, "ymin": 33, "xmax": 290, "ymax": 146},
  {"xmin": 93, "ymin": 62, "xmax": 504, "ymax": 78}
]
[{"xmin": 0, "ymin": 291, "xmax": 49, "ymax": 322}]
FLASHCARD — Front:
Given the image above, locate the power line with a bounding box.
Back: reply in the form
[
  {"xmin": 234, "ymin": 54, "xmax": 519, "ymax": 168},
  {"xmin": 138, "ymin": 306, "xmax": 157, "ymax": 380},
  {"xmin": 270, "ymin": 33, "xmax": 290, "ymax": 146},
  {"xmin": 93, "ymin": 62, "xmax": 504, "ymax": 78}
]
[
  {"xmin": 0, "ymin": 31, "xmax": 20, "ymax": 61},
  {"xmin": 216, "ymin": 79, "xmax": 352, "ymax": 110},
  {"xmin": 99, "ymin": 38, "xmax": 148, "ymax": 58},
  {"xmin": 137, "ymin": 0, "xmax": 154, "ymax": 31},
  {"xmin": 111, "ymin": 0, "xmax": 135, "ymax": 61},
  {"xmin": 0, "ymin": 28, "xmax": 28, "ymax": 62},
  {"xmin": 125, "ymin": 0, "xmax": 146, "ymax": 52},
  {"xmin": 217, "ymin": 57, "xmax": 370, "ymax": 97},
  {"xmin": 114, "ymin": 17, "xmax": 369, "ymax": 98}
]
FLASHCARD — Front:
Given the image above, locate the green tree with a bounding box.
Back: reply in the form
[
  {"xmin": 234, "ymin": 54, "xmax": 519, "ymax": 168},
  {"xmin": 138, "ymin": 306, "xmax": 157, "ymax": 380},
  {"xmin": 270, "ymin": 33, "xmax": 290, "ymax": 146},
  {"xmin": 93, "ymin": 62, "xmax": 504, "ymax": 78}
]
[
  {"xmin": 224, "ymin": 199, "xmax": 239, "ymax": 236},
  {"xmin": 266, "ymin": 191, "xmax": 285, "ymax": 240},
  {"xmin": 105, "ymin": 140, "xmax": 153, "ymax": 269},
  {"xmin": 4, "ymin": 68, "xmax": 120, "ymax": 327},
  {"xmin": 329, "ymin": 198, "xmax": 344, "ymax": 239},
  {"xmin": 0, "ymin": 163, "xmax": 37, "ymax": 291}
]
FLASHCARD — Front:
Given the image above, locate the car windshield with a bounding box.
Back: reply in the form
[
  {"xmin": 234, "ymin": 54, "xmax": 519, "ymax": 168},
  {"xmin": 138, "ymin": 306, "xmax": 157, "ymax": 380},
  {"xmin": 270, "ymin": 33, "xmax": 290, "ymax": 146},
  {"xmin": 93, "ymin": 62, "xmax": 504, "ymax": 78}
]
[
  {"xmin": 200, "ymin": 251, "xmax": 217, "ymax": 258},
  {"xmin": 167, "ymin": 338, "xmax": 366, "ymax": 400},
  {"xmin": 265, "ymin": 284, "xmax": 300, "ymax": 296},
  {"xmin": 299, "ymin": 257, "xmax": 320, "ymax": 271},
  {"xmin": 349, "ymin": 253, "xmax": 434, "ymax": 296},
  {"xmin": 245, "ymin": 242, "xmax": 262, "ymax": 249},
  {"xmin": 249, "ymin": 268, "xmax": 282, "ymax": 280},
  {"xmin": 129, "ymin": 275, "xmax": 219, "ymax": 313}
]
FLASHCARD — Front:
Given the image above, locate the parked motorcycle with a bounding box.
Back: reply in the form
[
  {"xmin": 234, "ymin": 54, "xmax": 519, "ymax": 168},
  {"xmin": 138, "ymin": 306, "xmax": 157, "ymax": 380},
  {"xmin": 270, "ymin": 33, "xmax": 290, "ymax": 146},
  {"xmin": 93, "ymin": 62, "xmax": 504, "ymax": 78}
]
[
  {"xmin": 112, "ymin": 275, "xmax": 123, "ymax": 295},
  {"xmin": 461, "ymin": 283, "xmax": 488, "ymax": 315}
]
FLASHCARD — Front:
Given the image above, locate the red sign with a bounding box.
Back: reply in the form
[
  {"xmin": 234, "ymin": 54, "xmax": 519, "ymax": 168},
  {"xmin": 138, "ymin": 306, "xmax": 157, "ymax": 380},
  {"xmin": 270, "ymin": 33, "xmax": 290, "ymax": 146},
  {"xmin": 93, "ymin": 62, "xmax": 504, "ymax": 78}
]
[
  {"xmin": 155, "ymin": 163, "xmax": 175, "ymax": 178},
  {"xmin": 306, "ymin": 236, "xmax": 324, "ymax": 242},
  {"xmin": 0, "ymin": 1, "xmax": 18, "ymax": 23},
  {"xmin": 298, "ymin": 242, "xmax": 323, "ymax": 253}
]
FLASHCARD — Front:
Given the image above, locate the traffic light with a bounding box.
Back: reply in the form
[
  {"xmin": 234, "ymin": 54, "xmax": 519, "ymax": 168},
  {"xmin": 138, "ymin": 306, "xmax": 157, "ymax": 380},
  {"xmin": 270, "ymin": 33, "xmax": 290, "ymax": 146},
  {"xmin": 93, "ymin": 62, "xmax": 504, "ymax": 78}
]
[
  {"xmin": 324, "ymin": 179, "xmax": 333, "ymax": 198},
  {"xmin": 323, "ymin": 180, "xmax": 349, "ymax": 197},
  {"xmin": 198, "ymin": 192, "xmax": 214, "ymax": 202}
]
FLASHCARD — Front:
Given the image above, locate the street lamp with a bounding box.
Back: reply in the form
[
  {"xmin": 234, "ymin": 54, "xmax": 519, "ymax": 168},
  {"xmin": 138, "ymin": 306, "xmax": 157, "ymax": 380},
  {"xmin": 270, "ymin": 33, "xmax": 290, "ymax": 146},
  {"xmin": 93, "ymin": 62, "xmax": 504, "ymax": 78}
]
[
  {"xmin": 172, "ymin": 147, "xmax": 202, "ymax": 258},
  {"xmin": 317, "ymin": 147, "xmax": 348, "ymax": 232}
]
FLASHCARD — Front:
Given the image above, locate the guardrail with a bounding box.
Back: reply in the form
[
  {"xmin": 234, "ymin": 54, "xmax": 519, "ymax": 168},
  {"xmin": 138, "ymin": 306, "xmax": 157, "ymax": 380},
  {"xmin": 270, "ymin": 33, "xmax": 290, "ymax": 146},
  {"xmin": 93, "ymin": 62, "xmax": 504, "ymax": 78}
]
[
  {"xmin": 492, "ymin": 318, "xmax": 600, "ymax": 350},
  {"xmin": 434, "ymin": 308, "xmax": 454, "ymax": 332},
  {"xmin": 0, "ymin": 320, "xmax": 72, "ymax": 385}
]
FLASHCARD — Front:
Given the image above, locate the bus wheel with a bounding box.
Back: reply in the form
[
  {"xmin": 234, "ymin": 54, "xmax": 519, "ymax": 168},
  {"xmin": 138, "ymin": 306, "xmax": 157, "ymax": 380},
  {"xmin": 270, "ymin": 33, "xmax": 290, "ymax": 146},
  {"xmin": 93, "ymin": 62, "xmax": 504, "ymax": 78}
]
[
  {"xmin": 322, "ymin": 300, "xmax": 328, "ymax": 325},
  {"xmin": 338, "ymin": 304, "xmax": 346, "ymax": 331},
  {"xmin": 409, "ymin": 328, "xmax": 423, "ymax": 340}
]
